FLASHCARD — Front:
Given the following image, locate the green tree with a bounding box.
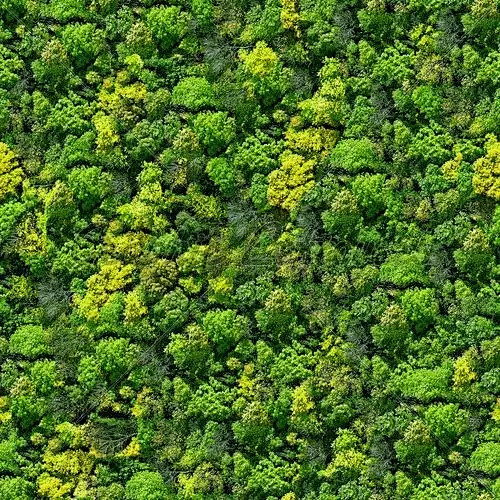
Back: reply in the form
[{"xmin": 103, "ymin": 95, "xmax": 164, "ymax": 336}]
[
  {"xmin": 146, "ymin": 6, "xmax": 188, "ymax": 52},
  {"xmin": 202, "ymin": 309, "xmax": 248, "ymax": 353},
  {"xmin": 192, "ymin": 112, "xmax": 236, "ymax": 155},
  {"xmin": 206, "ymin": 157, "xmax": 237, "ymax": 194},
  {"xmin": 125, "ymin": 471, "xmax": 169, "ymax": 500},
  {"xmin": 322, "ymin": 189, "xmax": 361, "ymax": 236},
  {"xmin": 379, "ymin": 253, "xmax": 428, "ymax": 287},
  {"xmin": 329, "ymin": 138, "xmax": 381, "ymax": 173},
  {"xmin": 0, "ymin": 142, "xmax": 23, "ymax": 201},
  {"xmin": 424, "ymin": 403, "xmax": 468, "ymax": 446},
  {"xmin": 60, "ymin": 23, "xmax": 105, "ymax": 67},
  {"xmin": 469, "ymin": 442, "xmax": 500, "ymax": 476},
  {"xmin": 401, "ymin": 288, "xmax": 440, "ymax": 332},
  {"xmin": 371, "ymin": 304, "xmax": 410, "ymax": 351},
  {"xmin": 0, "ymin": 477, "xmax": 33, "ymax": 500},
  {"xmin": 9, "ymin": 325, "xmax": 49, "ymax": 359},
  {"xmin": 172, "ymin": 77, "xmax": 214, "ymax": 110}
]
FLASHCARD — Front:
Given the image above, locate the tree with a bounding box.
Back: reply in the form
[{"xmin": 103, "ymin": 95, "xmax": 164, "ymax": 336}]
[
  {"xmin": 172, "ymin": 77, "xmax": 214, "ymax": 110},
  {"xmin": 192, "ymin": 112, "xmax": 236, "ymax": 155},
  {"xmin": 394, "ymin": 420, "xmax": 436, "ymax": 471},
  {"xmin": 454, "ymin": 228, "xmax": 493, "ymax": 279},
  {"xmin": 0, "ymin": 200, "xmax": 25, "ymax": 246},
  {"xmin": 469, "ymin": 442, "xmax": 500, "ymax": 476},
  {"xmin": 0, "ymin": 477, "xmax": 32, "ymax": 500},
  {"xmin": 0, "ymin": 142, "xmax": 22, "ymax": 201},
  {"xmin": 146, "ymin": 6, "xmax": 188, "ymax": 52},
  {"xmin": 75, "ymin": 259, "xmax": 134, "ymax": 321},
  {"xmin": 232, "ymin": 131, "xmax": 282, "ymax": 176},
  {"xmin": 31, "ymin": 39, "xmax": 71, "ymax": 86},
  {"xmin": 239, "ymin": 41, "xmax": 291, "ymax": 104},
  {"xmin": 167, "ymin": 324, "xmax": 211, "ymax": 372},
  {"xmin": 191, "ymin": 0, "xmax": 213, "ymax": 28},
  {"xmin": 268, "ymin": 152, "xmax": 315, "ymax": 211},
  {"xmin": 452, "ymin": 348, "xmax": 478, "ymax": 387},
  {"xmin": 121, "ymin": 22, "xmax": 156, "ymax": 60},
  {"xmin": 299, "ymin": 78, "xmax": 346, "ymax": 127},
  {"xmin": 202, "ymin": 309, "xmax": 248, "ymax": 353},
  {"xmin": 95, "ymin": 337, "xmax": 138, "ymax": 380},
  {"xmin": 240, "ymin": 41, "xmax": 278, "ymax": 79},
  {"xmin": 60, "ymin": 23, "xmax": 106, "ymax": 67},
  {"xmin": 206, "ymin": 157, "xmax": 237, "ymax": 194},
  {"xmin": 424, "ymin": 404, "xmax": 468, "ymax": 446},
  {"xmin": 392, "ymin": 363, "xmax": 452, "ymax": 402},
  {"xmin": 239, "ymin": 452, "xmax": 299, "ymax": 498},
  {"xmin": 321, "ymin": 189, "xmax": 361, "ymax": 236},
  {"xmin": 371, "ymin": 304, "xmax": 410, "ymax": 351},
  {"xmin": 351, "ymin": 174, "xmax": 386, "ymax": 217},
  {"xmin": 67, "ymin": 166, "xmax": 112, "ymax": 212},
  {"xmin": 472, "ymin": 136, "xmax": 499, "ymax": 200},
  {"xmin": 9, "ymin": 325, "xmax": 49, "ymax": 359},
  {"xmin": 401, "ymin": 288, "xmax": 440, "ymax": 332},
  {"xmin": 329, "ymin": 138, "xmax": 381, "ymax": 173},
  {"xmin": 43, "ymin": 181, "xmax": 76, "ymax": 237},
  {"xmin": 125, "ymin": 471, "xmax": 169, "ymax": 500},
  {"xmin": 412, "ymin": 85, "xmax": 442, "ymax": 121},
  {"xmin": 321, "ymin": 430, "xmax": 368, "ymax": 485},
  {"xmin": 93, "ymin": 112, "xmax": 120, "ymax": 152},
  {"xmin": 379, "ymin": 253, "xmax": 428, "ymax": 287}
]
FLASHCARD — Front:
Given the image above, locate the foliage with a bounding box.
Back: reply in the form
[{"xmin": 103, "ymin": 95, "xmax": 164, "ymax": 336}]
[
  {"xmin": 472, "ymin": 136, "xmax": 500, "ymax": 200},
  {"xmin": 192, "ymin": 112, "xmax": 236, "ymax": 155},
  {"xmin": 329, "ymin": 138, "xmax": 380, "ymax": 173},
  {"xmin": 379, "ymin": 253, "xmax": 427, "ymax": 287},
  {"xmin": 0, "ymin": 142, "xmax": 22, "ymax": 201},
  {"xmin": 172, "ymin": 77, "xmax": 214, "ymax": 111},
  {"xmin": 268, "ymin": 152, "xmax": 315, "ymax": 211},
  {"xmin": 125, "ymin": 471, "xmax": 169, "ymax": 500},
  {"xmin": 0, "ymin": 0, "xmax": 497, "ymax": 497}
]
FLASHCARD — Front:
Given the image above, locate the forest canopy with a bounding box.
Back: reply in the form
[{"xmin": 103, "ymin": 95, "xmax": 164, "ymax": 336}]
[{"xmin": 0, "ymin": 0, "xmax": 499, "ymax": 498}]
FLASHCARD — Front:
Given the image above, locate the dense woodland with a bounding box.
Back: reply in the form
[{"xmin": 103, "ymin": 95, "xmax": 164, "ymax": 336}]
[{"xmin": 0, "ymin": 0, "xmax": 499, "ymax": 498}]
